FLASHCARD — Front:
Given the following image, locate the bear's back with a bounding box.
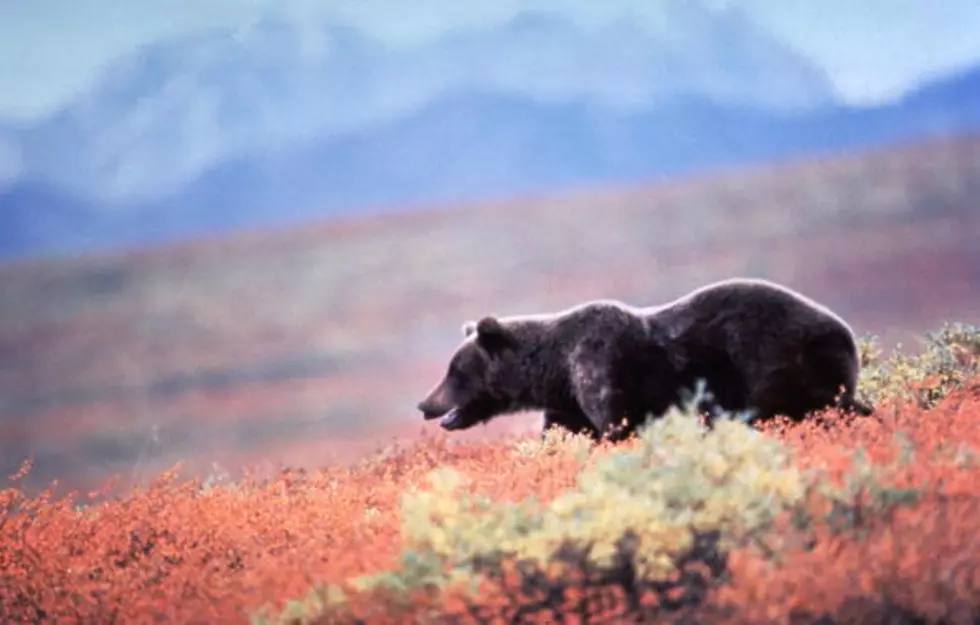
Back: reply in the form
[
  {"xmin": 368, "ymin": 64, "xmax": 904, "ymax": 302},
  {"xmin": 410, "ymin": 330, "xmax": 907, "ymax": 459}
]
[
  {"xmin": 549, "ymin": 299, "xmax": 650, "ymax": 346},
  {"xmin": 649, "ymin": 277, "xmax": 850, "ymax": 339}
]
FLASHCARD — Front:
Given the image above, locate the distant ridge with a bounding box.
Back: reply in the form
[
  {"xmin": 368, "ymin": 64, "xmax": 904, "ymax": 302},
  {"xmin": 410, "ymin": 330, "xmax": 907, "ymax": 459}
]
[{"xmin": 2, "ymin": 134, "xmax": 979, "ymax": 493}]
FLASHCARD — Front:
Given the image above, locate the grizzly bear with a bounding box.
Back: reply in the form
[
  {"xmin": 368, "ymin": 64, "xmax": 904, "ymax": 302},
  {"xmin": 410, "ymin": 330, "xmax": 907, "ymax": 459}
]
[{"xmin": 417, "ymin": 277, "xmax": 873, "ymax": 441}]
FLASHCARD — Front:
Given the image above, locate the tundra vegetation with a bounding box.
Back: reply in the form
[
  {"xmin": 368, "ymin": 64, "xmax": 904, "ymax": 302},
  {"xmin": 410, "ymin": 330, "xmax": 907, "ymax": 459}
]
[{"xmin": 2, "ymin": 322, "xmax": 979, "ymax": 624}]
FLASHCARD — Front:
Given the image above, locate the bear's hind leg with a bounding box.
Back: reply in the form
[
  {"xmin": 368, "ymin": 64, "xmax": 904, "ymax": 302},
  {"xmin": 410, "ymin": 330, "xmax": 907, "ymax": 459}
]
[
  {"xmin": 749, "ymin": 337, "xmax": 872, "ymax": 422},
  {"xmin": 834, "ymin": 394, "xmax": 875, "ymax": 416},
  {"xmin": 744, "ymin": 369, "xmax": 814, "ymax": 422},
  {"xmin": 802, "ymin": 334, "xmax": 874, "ymax": 418}
]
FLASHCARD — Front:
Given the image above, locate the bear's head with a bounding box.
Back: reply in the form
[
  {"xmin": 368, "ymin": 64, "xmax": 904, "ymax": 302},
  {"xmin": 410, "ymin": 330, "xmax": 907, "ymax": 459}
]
[{"xmin": 418, "ymin": 315, "xmax": 520, "ymax": 431}]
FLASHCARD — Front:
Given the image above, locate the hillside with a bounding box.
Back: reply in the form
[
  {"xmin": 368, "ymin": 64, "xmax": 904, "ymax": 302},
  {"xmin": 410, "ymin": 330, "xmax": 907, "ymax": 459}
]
[
  {"xmin": 4, "ymin": 362, "xmax": 980, "ymax": 623},
  {"xmin": 2, "ymin": 134, "xmax": 980, "ymax": 493}
]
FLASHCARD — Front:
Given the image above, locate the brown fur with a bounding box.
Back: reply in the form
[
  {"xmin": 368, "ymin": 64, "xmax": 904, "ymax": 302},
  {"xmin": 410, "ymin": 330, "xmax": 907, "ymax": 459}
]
[{"xmin": 417, "ymin": 277, "xmax": 873, "ymax": 441}]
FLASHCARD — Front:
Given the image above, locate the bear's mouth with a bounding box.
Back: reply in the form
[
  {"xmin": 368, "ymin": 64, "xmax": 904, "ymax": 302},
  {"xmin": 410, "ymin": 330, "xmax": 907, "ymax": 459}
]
[
  {"xmin": 422, "ymin": 396, "xmax": 498, "ymax": 432},
  {"xmin": 439, "ymin": 408, "xmax": 466, "ymax": 431},
  {"xmin": 419, "ymin": 404, "xmax": 469, "ymax": 430}
]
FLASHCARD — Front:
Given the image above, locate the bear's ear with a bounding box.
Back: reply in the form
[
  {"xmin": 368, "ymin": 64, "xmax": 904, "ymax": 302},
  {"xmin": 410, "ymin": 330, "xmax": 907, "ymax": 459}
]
[
  {"xmin": 462, "ymin": 320, "xmax": 478, "ymax": 337},
  {"xmin": 474, "ymin": 316, "xmax": 517, "ymax": 353}
]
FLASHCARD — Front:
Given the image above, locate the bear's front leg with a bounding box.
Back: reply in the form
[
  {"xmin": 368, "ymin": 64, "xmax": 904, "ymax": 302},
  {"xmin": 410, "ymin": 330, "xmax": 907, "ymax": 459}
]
[
  {"xmin": 568, "ymin": 343, "xmax": 640, "ymax": 442},
  {"xmin": 542, "ymin": 409, "xmax": 601, "ymax": 440},
  {"xmin": 572, "ymin": 377, "xmax": 634, "ymax": 442}
]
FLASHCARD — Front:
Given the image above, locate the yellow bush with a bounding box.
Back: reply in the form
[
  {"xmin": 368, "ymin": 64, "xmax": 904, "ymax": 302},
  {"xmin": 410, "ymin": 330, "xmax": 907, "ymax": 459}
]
[
  {"xmin": 396, "ymin": 396, "xmax": 805, "ymax": 586},
  {"xmin": 858, "ymin": 322, "xmax": 980, "ymax": 409}
]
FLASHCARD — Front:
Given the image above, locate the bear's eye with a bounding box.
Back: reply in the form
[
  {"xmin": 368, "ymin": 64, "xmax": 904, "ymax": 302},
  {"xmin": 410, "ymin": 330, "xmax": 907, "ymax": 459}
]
[
  {"xmin": 448, "ymin": 356, "xmax": 478, "ymax": 383},
  {"xmin": 447, "ymin": 359, "xmax": 465, "ymax": 379}
]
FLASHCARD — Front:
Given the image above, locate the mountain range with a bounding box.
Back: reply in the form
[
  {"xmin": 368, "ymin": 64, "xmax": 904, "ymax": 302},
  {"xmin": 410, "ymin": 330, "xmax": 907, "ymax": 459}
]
[{"xmin": 1, "ymin": 4, "xmax": 979, "ymax": 261}]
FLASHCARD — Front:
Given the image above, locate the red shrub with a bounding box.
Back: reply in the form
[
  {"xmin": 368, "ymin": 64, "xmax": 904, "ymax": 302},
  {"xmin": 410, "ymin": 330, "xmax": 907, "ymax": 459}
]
[{"xmin": 2, "ymin": 381, "xmax": 980, "ymax": 623}]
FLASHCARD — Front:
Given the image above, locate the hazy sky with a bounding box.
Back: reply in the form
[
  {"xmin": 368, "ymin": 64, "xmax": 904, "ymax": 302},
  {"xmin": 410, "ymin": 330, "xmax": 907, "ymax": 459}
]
[{"xmin": 2, "ymin": 0, "xmax": 980, "ymax": 122}]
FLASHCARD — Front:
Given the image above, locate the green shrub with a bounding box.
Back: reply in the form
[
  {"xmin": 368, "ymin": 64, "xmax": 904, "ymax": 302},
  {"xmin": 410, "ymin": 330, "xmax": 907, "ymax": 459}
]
[{"xmin": 857, "ymin": 322, "xmax": 980, "ymax": 409}]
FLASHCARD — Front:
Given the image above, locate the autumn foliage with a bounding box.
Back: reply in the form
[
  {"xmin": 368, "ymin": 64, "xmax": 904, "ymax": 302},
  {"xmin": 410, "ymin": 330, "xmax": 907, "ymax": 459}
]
[{"xmin": 3, "ymin": 324, "xmax": 980, "ymax": 624}]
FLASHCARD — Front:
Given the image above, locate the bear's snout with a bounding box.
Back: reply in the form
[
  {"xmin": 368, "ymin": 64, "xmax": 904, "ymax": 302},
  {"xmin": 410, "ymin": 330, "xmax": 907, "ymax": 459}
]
[
  {"xmin": 418, "ymin": 384, "xmax": 455, "ymax": 419},
  {"xmin": 417, "ymin": 400, "xmax": 446, "ymax": 419}
]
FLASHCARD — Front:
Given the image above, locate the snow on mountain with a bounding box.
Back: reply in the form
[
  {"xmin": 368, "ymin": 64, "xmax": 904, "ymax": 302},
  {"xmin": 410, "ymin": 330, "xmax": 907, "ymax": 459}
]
[
  {"xmin": 10, "ymin": 3, "xmax": 979, "ymax": 263},
  {"xmin": 419, "ymin": 6, "xmax": 836, "ymax": 113},
  {"xmin": 15, "ymin": 2, "xmax": 836, "ymax": 204},
  {"xmin": 19, "ymin": 20, "xmax": 388, "ymax": 204},
  {"xmin": 2, "ymin": 66, "xmax": 979, "ymax": 262}
]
